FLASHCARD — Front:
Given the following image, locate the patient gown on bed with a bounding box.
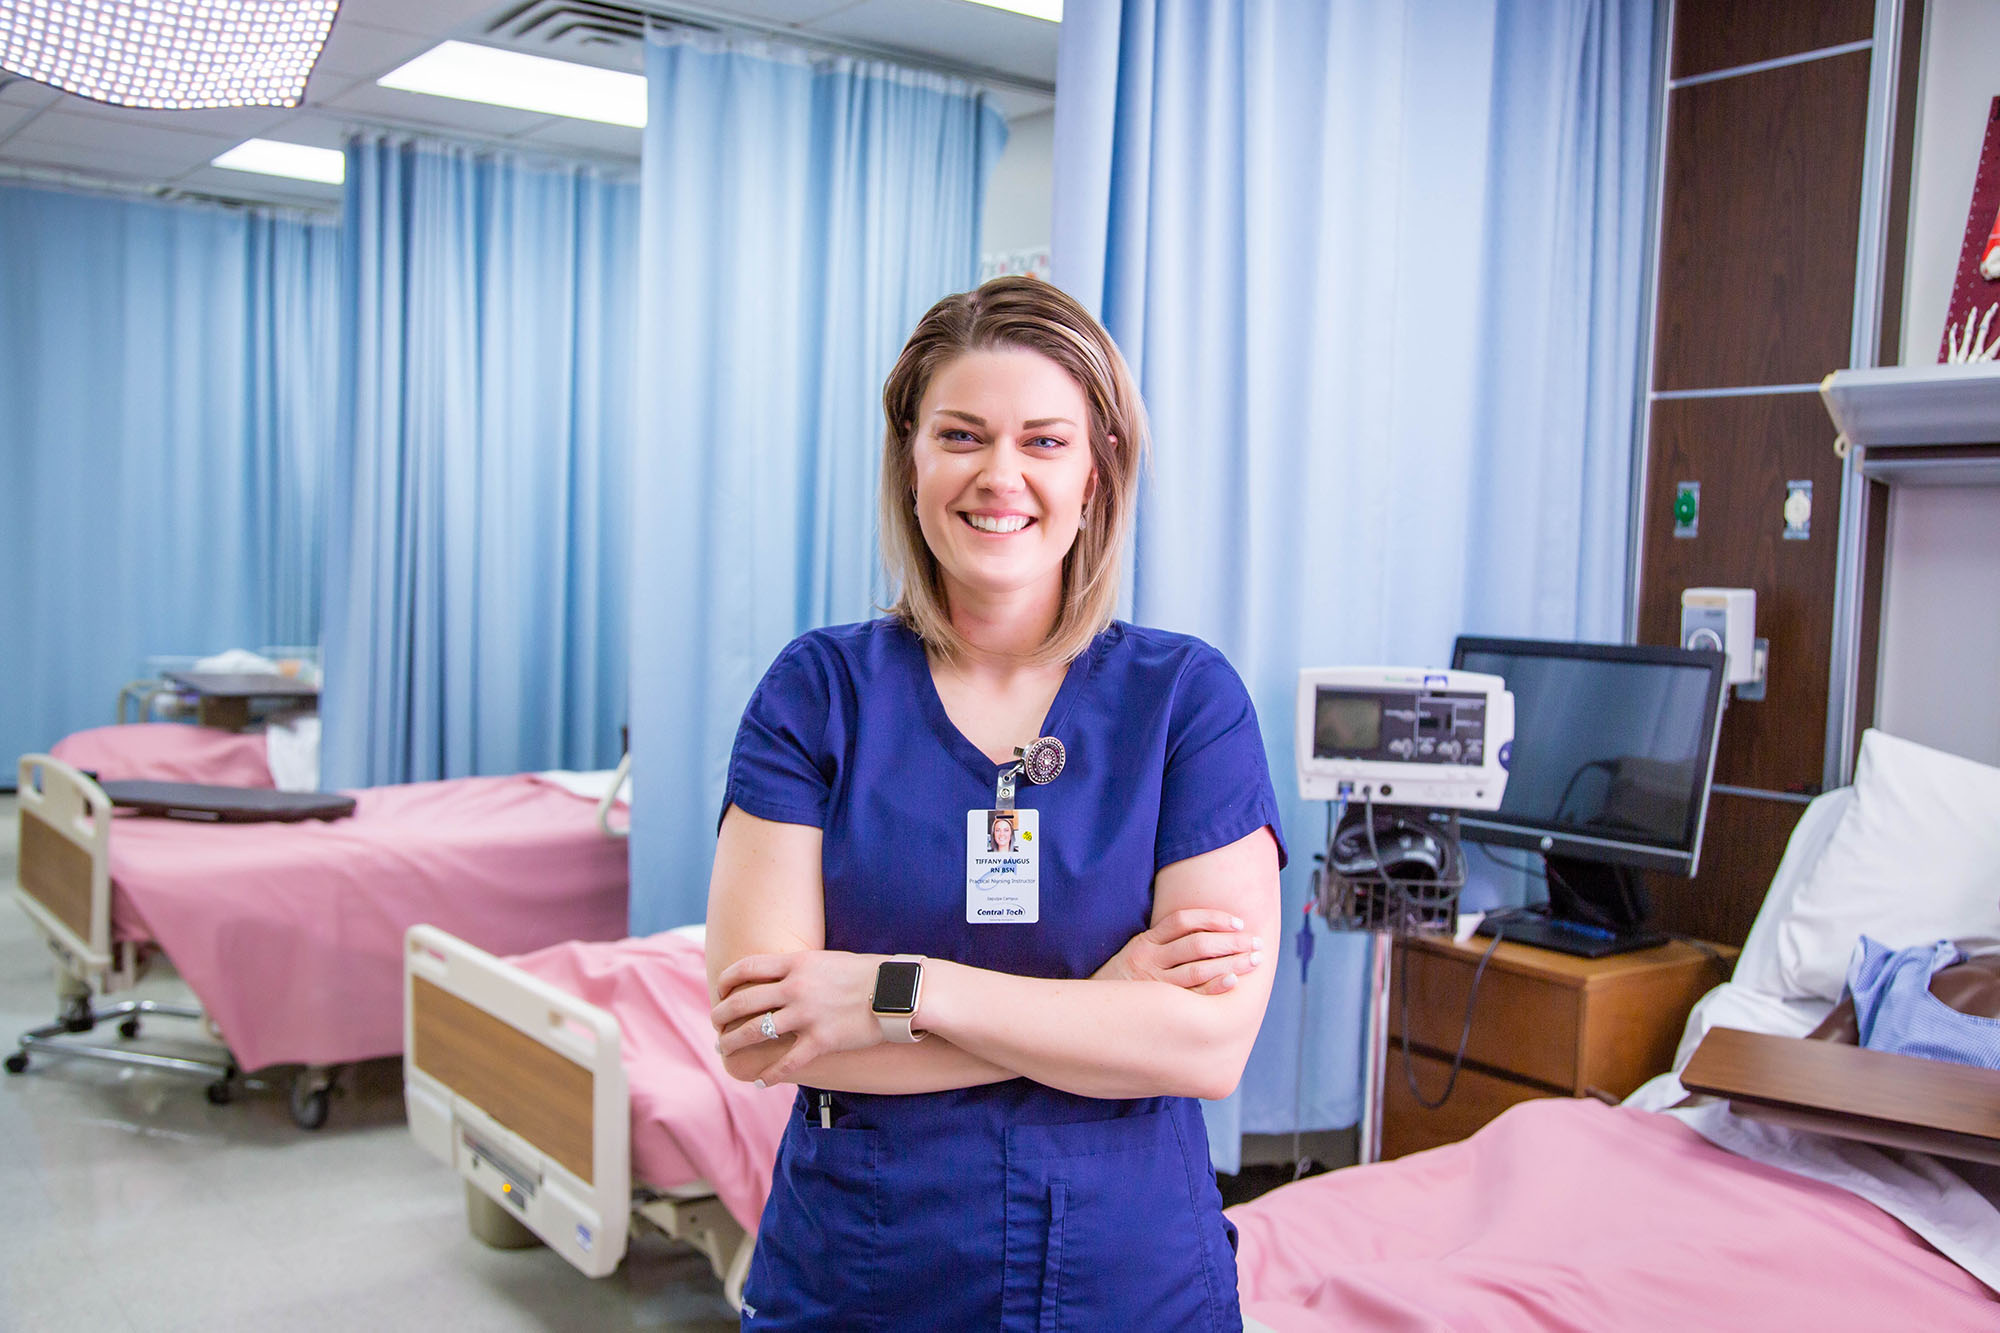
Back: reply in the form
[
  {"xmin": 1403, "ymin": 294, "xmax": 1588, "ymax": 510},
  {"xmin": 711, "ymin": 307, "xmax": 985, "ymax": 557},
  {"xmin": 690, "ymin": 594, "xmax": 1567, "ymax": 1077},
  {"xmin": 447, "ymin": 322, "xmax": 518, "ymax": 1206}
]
[
  {"xmin": 722, "ymin": 617, "xmax": 1286, "ymax": 1332},
  {"xmin": 1848, "ymin": 936, "xmax": 2000, "ymax": 1070}
]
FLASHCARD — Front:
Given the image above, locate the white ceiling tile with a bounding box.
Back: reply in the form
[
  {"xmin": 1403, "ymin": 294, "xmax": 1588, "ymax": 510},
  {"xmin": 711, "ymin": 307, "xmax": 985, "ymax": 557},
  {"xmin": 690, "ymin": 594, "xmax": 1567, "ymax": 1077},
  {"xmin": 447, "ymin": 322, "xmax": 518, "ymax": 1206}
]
[
  {"xmin": 0, "ymin": 139, "xmax": 191, "ymax": 182},
  {"xmin": 319, "ymin": 82, "xmax": 557, "ymax": 137},
  {"xmin": 311, "ymin": 20, "xmax": 445, "ymax": 82},
  {"xmin": 0, "ymin": 75, "xmax": 62, "ymax": 108},
  {"xmin": 514, "ymin": 117, "xmax": 643, "ymax": 159},
  {"xmin": 335, "ymin": 0, "xmax": 511, "ymax": 38},
  {"xmin": 8, "ymin": 111, "xmax": 237, "ymax": 165},
  {"xmin": 0, "ymin": 103, "xmax": 37, "ymax": 140},
  {"xmin": 44, "ymin": 100, "xmax": 295, "ymax": 141},
  {"xmin": 805, "ymin": 0, "xmax": 1057, "ymax": 85},
  {"xmin": 246, "ymin": 113, "xmax": 355, "ymax": 152}
]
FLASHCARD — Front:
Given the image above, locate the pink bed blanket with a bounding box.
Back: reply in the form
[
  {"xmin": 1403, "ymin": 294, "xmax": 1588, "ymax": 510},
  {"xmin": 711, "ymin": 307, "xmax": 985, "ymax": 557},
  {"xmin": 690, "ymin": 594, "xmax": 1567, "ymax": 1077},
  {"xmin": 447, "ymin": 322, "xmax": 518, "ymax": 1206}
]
[
  {"xmin": 50, "ymin": 723, "xmax": 274, "ymax": 787},
  {"xmin": 506, "ymin": 933, "xmax": 793, "ymax": 1234},
  {"xmin": 106, "ymin": 774, "xmax": 628, "ymax": 1072},
  {"xmin": 1231, "ymin": 1099, "xmax": 1997, "ymax": 1332}
]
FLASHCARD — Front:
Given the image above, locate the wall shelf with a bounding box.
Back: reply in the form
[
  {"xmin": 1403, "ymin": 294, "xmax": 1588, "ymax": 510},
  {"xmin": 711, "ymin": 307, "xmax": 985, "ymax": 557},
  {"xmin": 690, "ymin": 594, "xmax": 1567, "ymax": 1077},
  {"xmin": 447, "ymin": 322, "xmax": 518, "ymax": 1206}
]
[{"xmin": 1820, "ymin": 364, "xmax": 2000, "ymax": 484}]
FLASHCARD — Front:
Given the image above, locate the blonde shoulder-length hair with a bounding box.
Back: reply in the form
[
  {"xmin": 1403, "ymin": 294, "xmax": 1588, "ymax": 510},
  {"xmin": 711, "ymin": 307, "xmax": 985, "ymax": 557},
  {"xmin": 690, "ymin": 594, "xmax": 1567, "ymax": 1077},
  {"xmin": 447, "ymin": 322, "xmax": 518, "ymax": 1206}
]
[{"xmin": 879, "ymin": 276, "xmax": 1149, "ymax": 667}]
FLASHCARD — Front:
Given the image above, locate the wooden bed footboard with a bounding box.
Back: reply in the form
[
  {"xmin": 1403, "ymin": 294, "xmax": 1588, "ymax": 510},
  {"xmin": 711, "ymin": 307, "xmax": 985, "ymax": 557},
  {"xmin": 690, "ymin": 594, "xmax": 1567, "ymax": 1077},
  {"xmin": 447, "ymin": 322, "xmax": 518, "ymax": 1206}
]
[
  {"xmin": 403, "ymin": 925, "xmax": 632, "ymax": 1277},
  {"xmin": 15, "ymin": 755, "xmax": 115, "ymax": 978}
]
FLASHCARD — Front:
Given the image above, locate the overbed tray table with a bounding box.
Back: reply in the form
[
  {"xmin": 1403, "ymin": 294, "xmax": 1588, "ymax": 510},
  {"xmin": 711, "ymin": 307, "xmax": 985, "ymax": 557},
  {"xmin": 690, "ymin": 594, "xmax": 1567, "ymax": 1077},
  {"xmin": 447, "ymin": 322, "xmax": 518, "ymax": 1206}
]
[
  {"xmin": 1682, "ymin": 1026, "xmax": 2000, "ymax": 1167},
  {"xmin": 163, "ymin": 671, "xmax": 320, "ymax": 730}
]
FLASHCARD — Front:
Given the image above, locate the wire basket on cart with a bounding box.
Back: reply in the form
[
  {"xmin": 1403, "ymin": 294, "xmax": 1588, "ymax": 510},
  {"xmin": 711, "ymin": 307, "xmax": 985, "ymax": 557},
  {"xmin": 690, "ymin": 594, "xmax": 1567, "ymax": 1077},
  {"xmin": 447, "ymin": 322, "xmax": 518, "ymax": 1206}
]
[{"xmin": 1311, "ymin": 804, "xmax": 1467, "ymax": 938}]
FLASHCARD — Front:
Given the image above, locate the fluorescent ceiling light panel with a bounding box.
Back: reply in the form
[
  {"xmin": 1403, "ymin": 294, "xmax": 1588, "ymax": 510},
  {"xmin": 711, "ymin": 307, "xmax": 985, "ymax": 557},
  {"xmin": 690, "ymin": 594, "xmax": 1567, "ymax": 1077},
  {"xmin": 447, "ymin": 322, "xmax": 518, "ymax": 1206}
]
[
  {"xmin": 961, "ymin": 0, "xmax": 1062, "ymax": 20},
  {"xmin": 0, "ymin": 0, "xmax": 337, "ymax": 110},
  {"xmin": 213, "ymin": 138, "xmax": 344, "ymax": 185},
  {"xmin": 377, "ymin": 41, "xmax": 646, "ymax": 128}
]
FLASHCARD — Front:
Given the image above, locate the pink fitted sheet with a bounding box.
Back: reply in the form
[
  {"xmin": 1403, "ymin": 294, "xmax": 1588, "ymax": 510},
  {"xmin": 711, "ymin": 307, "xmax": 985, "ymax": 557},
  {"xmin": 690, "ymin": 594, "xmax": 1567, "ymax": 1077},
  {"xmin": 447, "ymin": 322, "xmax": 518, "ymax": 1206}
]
[
  {"xmin": 106, "ymin": 774, "xmax": 628, "ymax": 1071},
  {"xmin": 1232, "ymin": 1098, "xmax": 1998, "ymax": 1332},
  {"xmin": 50, "ymin": 723, "xmax": 274, "ymax": 787},
  {"xmin": 506, "ymin": 933, "xmax": 793, "ymax": 1233}
]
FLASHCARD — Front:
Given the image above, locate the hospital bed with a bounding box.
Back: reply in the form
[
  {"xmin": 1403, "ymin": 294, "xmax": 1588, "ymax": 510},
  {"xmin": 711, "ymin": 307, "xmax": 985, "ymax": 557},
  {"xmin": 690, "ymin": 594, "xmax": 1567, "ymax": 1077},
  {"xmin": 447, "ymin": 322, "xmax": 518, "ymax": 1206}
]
[
  {"xmin": 403, "ymin": 924, "xmax": 791, "ymax": 1309},
  {"xmin": 1230, "ymin": 728, "xmax": 2000, "ymax": 1330},
  {"xmin": 8, "ymin": 747, "xmax": 630, "ymax": 1127}
]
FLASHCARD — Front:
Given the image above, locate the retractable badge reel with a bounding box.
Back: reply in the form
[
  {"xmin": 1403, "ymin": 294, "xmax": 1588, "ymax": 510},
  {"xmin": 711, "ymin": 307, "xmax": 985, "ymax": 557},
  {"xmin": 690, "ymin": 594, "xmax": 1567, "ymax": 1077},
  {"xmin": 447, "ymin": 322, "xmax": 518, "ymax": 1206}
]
[{"xmin": 965, "ymin": 737, "xmax": 1064, "ymax": 924}]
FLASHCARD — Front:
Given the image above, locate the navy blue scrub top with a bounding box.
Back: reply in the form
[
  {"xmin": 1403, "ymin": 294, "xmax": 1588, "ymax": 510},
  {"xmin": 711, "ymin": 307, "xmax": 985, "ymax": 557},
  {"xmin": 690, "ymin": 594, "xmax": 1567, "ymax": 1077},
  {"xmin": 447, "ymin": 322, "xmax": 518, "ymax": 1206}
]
[{"xmin": 722, "ymin": 617, "xmax": 1286, "ymax": 1331}]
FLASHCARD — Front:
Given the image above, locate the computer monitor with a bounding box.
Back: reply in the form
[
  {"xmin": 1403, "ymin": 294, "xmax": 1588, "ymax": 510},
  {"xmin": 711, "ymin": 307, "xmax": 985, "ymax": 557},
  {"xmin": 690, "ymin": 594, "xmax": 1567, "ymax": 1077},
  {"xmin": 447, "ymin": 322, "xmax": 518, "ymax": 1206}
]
[{"xmin": 1448, "ymin": 636, "xmax": 1729, "ymax": 957}]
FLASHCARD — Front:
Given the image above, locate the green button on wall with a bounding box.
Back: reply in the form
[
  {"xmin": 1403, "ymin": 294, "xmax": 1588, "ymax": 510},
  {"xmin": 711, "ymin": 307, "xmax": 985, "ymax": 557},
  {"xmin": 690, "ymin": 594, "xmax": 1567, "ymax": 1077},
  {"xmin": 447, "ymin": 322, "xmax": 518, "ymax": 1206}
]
[{"xmin": 1673, "ymin": 482, "xmax": 1699, "ymax": 538}]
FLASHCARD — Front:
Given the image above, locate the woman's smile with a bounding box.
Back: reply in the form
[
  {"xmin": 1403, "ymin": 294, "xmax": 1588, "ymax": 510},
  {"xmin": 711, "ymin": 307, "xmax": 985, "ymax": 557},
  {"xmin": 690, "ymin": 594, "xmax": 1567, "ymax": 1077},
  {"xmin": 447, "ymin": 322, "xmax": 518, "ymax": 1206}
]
[{"xmin": 960, "ymin": 510, "xmax": 1035, "ymax": 535}]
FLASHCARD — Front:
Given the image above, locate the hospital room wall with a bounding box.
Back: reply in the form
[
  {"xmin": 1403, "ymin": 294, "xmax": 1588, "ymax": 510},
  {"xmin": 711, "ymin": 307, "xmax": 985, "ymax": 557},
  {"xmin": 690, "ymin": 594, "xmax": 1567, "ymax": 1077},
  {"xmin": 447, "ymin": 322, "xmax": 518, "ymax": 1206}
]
[
  {"xmin": 981, "ymin": 109, "xmax": 1053, "ymax": 258},
  {"xmin": 1636, "ymin": 0, "xmax": 1995, "ymax": 944},
  {"xmin": 1632, "ymin": 0, "xmax": 1893, "ymax": 947},
  {"xmin": 1875, "ymin": 0, "xmax": 2000, "ymax": 768}
]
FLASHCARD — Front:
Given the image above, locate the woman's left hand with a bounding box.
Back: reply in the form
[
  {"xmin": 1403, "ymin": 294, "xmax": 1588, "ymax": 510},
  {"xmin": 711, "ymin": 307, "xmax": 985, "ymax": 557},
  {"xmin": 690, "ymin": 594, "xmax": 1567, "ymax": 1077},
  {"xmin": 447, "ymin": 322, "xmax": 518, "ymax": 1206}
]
[{"xmin": 712, "ymin": 949, "xmax": 887, "ymax": 1084}]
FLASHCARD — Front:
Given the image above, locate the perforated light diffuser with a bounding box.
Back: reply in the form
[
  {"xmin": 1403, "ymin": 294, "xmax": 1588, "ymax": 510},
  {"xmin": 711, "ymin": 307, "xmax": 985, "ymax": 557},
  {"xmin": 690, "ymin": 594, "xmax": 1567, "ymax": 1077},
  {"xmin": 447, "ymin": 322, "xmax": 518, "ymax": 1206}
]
[{"xmin": 0, "ymin": 0, "xmax": 338, "ymax": 110}]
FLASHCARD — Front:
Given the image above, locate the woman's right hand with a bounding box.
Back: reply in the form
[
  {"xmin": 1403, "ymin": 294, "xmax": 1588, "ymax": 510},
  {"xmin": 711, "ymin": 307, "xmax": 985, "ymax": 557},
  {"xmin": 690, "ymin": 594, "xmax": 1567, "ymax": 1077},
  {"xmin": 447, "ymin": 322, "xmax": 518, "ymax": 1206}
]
[{"xmin": 1095, "ymin": 908, "xmax": 1263, "ymax": 994}]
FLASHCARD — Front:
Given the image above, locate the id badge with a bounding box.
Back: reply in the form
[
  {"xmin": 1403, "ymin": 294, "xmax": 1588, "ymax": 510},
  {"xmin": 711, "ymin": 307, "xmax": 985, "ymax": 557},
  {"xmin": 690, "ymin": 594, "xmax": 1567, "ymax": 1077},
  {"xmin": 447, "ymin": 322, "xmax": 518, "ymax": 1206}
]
[{"xmin": 966, "ymin": 807, "xmax": 1039, "ymax": 923}]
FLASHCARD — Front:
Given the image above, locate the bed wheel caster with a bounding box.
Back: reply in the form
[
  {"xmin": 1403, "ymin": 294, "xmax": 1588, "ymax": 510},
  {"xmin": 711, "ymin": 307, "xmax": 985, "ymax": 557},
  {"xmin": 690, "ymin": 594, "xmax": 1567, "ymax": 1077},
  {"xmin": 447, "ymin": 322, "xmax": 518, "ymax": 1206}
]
[
  {"xmin": 205, "ymin": 1079, "xmax": 233, "ymax": 1105},
  {"xmin": 290, "ymin": 1076, "xmax": 332, "ymax": 1130},
  {"xmin": 4, "ymin": 1052, "xmax": 26, "ymax": 1074},
  {"xmin": 118, "ymin": 1016, "xmax": 143, "ymax": 1040},
  {"xmin": 60, "ymin": 998, "xmax": 95, "ymax": 1034}
]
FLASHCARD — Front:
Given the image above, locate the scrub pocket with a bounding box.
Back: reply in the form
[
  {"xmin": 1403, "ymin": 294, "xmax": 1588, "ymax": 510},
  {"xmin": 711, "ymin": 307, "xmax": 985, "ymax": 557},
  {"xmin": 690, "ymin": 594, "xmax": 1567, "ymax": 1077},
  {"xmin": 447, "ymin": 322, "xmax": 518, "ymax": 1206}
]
[
  {"xmin": 999, "ymin": 1109, "xmax": 1239, "ymax": 1333},
  {"xmin": 741, "ymin": 1115, "xmax": 883, "ymax": 1330}
]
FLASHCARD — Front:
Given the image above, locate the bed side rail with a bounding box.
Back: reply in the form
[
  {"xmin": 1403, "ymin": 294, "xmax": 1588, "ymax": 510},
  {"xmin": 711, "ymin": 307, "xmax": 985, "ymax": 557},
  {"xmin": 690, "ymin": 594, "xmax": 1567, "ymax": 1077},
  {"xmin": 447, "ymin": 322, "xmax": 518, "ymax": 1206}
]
[
  {"xmin": 404, "ymin": 924, "xmax": 631, "ymax": 1277},
  {"xmin": 596, "ymin": 752, "xmax": 631, "ymax": 839},
  {"xmin": 15, "ymin": 754, "xmax": 114, "ymax": 975}
]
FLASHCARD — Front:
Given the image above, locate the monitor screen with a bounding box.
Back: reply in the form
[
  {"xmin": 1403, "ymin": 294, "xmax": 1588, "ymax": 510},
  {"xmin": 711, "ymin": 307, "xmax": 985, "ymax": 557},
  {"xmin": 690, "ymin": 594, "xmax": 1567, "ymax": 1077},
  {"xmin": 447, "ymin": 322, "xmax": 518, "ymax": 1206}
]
[
  {"xmin": 1313, "ymin": 692, "xmax": 1383, "ymax": 755},
  {"xmin": 1449, "ymin": 637, "xmax": 1727, "ymax": 875}
]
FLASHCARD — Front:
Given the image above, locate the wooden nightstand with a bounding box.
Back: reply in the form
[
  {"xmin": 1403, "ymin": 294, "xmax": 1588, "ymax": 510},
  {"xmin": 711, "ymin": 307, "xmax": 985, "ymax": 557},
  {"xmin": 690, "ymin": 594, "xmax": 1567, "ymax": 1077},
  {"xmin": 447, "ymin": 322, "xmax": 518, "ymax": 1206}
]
[{"xmin": 1382, "ymin": 934, "xmax": 1734, "ymax": 1159}]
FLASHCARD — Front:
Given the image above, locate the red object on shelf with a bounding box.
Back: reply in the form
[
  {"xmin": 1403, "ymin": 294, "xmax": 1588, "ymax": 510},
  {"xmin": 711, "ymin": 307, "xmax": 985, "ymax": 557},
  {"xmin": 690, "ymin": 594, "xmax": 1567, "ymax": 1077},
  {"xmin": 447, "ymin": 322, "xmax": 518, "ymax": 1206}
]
[{"xmin": 1939, "ymin": 96, "xmax": 2000, "ymax": 361}]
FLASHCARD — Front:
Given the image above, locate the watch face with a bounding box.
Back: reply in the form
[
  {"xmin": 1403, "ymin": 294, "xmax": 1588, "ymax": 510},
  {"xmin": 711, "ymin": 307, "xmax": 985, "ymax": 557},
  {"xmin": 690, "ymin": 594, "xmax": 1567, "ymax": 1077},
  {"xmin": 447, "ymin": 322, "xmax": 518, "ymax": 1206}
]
[{"xmin": 874, "ymin": 961, "xmax": 921, "ymax": 1014}]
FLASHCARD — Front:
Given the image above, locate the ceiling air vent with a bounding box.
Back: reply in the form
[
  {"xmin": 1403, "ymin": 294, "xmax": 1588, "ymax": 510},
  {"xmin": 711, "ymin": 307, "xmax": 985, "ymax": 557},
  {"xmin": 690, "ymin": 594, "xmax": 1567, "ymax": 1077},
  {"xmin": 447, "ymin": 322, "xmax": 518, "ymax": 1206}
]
[{"xmin": 480, "ymin": 1, "xmax": 705, "ymax": 70}]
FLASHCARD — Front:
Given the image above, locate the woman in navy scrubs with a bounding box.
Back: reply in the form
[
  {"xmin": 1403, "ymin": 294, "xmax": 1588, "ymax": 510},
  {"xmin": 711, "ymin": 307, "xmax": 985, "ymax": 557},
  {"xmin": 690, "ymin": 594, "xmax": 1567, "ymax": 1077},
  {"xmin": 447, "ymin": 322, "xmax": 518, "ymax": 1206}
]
[{"xmin": 707, "ymin": 277, "xmax": 1285, "ymax": 1330}]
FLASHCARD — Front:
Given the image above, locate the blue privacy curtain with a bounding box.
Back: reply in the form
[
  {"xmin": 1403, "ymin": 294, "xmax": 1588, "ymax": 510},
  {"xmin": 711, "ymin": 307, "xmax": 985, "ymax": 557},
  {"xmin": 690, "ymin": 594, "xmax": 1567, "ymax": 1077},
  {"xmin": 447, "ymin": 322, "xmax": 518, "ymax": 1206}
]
[
  {"xmin": 0, "ymin": 183, "xmax": 336, "ymax": 768},
  {"xmin": 320, "ymin": 136, "xmax": 638, "ymax": 788},
  {"xmin": 1054, "ymin": 0, "xmax": 1656, "ymax": 1165},
  {"xmin": 627, "ymin": 33, "xmax": 1006, "ymax": 932}
]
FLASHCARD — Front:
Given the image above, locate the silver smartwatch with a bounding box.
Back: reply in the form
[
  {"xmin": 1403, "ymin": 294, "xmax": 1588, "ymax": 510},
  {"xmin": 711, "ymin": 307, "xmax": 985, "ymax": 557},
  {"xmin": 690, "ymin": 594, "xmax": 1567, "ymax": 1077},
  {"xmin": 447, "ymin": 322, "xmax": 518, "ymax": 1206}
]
[{"xmin": 871, "ymin": 955, "xmax": 927, "ymax": 1043}]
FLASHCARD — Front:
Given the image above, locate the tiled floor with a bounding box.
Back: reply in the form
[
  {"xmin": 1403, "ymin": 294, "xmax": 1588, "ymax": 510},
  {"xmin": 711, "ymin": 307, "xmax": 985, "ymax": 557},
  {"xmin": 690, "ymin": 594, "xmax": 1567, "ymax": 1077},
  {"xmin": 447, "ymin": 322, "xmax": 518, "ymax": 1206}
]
[{"xmin": 0, "ymin": 795, "xmax": 738, "ymax": 1333}]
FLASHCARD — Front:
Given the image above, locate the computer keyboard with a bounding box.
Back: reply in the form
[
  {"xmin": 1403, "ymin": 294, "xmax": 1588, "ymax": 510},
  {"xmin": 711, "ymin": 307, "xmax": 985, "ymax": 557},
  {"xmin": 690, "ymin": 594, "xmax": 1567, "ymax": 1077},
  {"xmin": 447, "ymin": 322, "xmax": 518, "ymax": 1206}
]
[{"xmin": 1475, "ymin": 913, "xmax": 1667, "ymax": 959}]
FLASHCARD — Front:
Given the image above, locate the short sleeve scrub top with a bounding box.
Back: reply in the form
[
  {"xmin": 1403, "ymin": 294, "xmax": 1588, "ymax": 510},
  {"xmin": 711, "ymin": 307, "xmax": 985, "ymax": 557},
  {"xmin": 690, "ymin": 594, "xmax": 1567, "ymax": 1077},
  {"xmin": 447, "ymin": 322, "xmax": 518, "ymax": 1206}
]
[{"xmin": 724, "ymin": 618, "xmax": 1287, "ymax": 1331}]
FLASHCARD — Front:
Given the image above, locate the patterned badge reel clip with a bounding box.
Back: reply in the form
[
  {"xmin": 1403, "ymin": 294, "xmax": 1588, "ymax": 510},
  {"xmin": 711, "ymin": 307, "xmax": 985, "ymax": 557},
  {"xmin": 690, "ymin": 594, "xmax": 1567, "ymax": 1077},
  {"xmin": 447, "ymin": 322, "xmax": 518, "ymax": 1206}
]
[{"xmin": 996, "ymin": 736, "xmax": 1066, "ymax": 809}]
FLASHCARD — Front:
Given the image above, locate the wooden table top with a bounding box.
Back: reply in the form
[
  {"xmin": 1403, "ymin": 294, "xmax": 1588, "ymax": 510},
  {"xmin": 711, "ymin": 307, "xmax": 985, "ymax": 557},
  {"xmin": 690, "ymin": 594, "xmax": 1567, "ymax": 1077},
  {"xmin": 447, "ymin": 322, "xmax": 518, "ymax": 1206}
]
[
  {"xmin": 1402, "ymin": 931, "xmax": 1737, "ymax": 985},
  {"xmin": 1682, "ymin": 1026, "xmax": 2000, "ymax": 1165}
]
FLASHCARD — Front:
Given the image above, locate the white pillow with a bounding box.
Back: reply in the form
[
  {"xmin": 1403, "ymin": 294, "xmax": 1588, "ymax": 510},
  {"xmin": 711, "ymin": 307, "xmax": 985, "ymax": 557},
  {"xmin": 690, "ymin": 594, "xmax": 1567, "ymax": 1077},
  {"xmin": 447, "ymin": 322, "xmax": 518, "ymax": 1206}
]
[
  {"xmin": 1729, "ymin": 787, "xmax": 1849, "ymax": 998},
  {"xmin": 1775, "ymin": 730, "xmax": 2000, "ymax": 1002}
]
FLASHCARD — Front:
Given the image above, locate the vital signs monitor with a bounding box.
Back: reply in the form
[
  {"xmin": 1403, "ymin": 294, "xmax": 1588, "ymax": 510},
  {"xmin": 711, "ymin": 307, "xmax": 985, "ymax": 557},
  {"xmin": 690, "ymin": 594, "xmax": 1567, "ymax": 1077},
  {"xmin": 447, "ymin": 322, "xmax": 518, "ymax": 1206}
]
[{"xmin": 1295, "ymin": 667, "xmax": 1513, "ymax": 811}]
